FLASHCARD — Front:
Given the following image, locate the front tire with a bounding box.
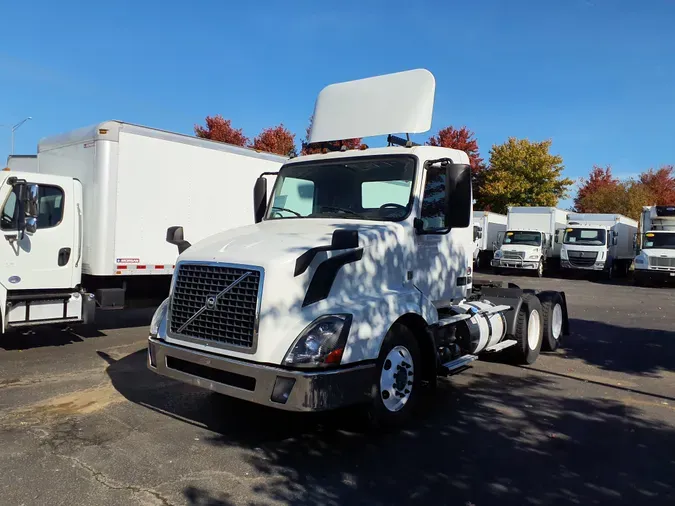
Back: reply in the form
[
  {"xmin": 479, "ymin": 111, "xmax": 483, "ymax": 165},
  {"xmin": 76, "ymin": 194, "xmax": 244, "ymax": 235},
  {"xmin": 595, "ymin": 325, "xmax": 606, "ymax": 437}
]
[
  {"xmin": 365, "ymin": 323, "xmax": 422, "ymax": 429},
  {"xmin": 536, "ymin": 259, "xmax": 544, "ymax": 278},
  {"xmin": 509, "ymin": 294, "xmax": 544, "ymax": 364}
]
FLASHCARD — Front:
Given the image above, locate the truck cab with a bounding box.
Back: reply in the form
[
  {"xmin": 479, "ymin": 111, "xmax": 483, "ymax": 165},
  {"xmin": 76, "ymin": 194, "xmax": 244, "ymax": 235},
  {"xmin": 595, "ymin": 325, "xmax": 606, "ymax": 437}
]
[
  {"xmin": 634, "ymin": 205, "xmax": 675, "ymax": 285},
  {"xmin": 492, "ymin": 229, "xmax": 549, "ymax": 277},
  {"xmin": 560, "ymin": 224, "xmax": 610, "ymax": 272},
  {"xmin": 147, "ymin": 69, "xmax": 571, "ymax": 427},
  {"xmin": 0, "ymin": 170, "xmax": 93, "ymax": 331}
]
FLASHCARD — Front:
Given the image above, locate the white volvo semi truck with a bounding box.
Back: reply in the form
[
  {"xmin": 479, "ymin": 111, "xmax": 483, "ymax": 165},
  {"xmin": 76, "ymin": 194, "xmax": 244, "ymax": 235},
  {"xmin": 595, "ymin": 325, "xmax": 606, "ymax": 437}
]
[
  {"xmin": 633, "ymin": 205, "xmax": 675, "ymax": 286},
  {"xmin": 147, "ymin": 69, "xmax": 571, "ymax": 427},
  {"xmin": 560, "ymin": 213, "xmax": 638, "ymax": 278}
]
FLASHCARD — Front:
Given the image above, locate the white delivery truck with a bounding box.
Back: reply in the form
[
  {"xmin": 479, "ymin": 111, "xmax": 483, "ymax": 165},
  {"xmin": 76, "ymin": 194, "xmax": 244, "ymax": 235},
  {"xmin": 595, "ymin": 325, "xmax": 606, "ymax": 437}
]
[
  {"xmin": 147, "ymin": 69, "xmax": 571, "ymax": 428},
  {"xmin": 560, "ymin": 213, "xmax": 638, "ymax": 278},
  {"xmin": 0, "ymin": 121, "xmax": 285, "ymax": 331},
  {"xmin": 5, "ymin": 155, "xmax": 37, "ymax": 172},
  {"xmin": 633, "ymin": 205, "xmax": 675, "ymax": 286},
  {"xmin": 472, "ymin": 210, "xmax": 507, "ymax": 270},
  {"xmin": 492, "ymin": 206, "xmax": 568, "ymax": 277}
]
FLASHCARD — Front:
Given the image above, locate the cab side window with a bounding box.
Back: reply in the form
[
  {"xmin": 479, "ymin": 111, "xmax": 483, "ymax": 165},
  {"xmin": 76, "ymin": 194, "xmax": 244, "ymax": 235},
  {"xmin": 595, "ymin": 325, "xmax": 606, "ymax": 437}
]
[
  {"xmin": 420, "ymin": 169, "xmax": 447, "ymax": 231},
  {"xmin": 1, "ymin": 186, "xmax": 20, "ymax": 230},
  {"xmin": 0, "ymin": 185, "xmax": 65, "ymax": 231}
]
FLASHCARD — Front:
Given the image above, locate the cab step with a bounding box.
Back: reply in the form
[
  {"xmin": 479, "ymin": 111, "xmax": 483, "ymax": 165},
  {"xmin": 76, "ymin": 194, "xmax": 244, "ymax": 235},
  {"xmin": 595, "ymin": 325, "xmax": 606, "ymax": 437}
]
[
  {"xmin": 440, "ymin": 354, "xmax": 478, "ymax": 376},
  {"xmin": 485, "ymin": 339, "xmax": 518, "ymax": 352}
]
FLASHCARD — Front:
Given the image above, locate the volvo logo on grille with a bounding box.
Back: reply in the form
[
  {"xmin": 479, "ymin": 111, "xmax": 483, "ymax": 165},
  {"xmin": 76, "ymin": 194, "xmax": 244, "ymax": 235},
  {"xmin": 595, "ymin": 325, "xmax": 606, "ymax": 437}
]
[{"xmin": 205, "ymin": 295, "xmax": 217, "ymax": 309}]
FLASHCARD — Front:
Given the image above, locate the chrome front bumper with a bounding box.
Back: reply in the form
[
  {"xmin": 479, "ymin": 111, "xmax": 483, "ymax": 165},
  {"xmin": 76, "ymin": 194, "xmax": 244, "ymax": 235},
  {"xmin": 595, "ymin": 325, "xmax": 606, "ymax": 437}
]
[
  {"xmin": 560, "ymin": 260, "xmax": 605, "ymax": 270},
  {"xmin": 491, "ymin": 258, "xmax": 539, "ymax": 269},
  {"xmin": 147, "ymin": 338, "xmax": 376, "ymax": 412}
]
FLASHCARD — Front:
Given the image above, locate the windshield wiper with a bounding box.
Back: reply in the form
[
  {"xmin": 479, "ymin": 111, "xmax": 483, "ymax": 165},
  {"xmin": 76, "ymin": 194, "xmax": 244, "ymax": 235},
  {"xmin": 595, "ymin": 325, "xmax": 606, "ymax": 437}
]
[
  {"xmin": 314, "ymin": 206, "xmax": 365, "ymax": 218},
  {"xmin": 270, "ymin": 206, "xmax": 302, "ymax": 217}
]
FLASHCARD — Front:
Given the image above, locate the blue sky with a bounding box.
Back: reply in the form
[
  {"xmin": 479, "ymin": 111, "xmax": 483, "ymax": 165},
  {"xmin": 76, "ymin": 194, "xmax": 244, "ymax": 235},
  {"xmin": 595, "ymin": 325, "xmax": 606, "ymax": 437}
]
[{"xmin": 2, "ymin": 0, "xmax": 674, "ymax": 208}]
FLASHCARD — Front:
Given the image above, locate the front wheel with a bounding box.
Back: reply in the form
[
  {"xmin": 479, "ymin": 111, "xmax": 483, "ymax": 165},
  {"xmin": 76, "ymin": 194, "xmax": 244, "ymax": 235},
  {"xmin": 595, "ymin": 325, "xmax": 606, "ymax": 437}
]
[
  {"xmin": 536, "ymin": 260, "xmax": 544, "ymax": 278},
  {"xmin": 365, "ymin": 323, "xmax": 422, "ymax": 429}
]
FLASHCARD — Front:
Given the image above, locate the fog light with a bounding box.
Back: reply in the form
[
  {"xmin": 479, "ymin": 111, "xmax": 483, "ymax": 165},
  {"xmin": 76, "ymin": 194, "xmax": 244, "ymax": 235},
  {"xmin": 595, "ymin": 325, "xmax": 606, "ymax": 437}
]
[{"xmin": 271, "ymin": 376, "xmax": 296, "ymax": 404}]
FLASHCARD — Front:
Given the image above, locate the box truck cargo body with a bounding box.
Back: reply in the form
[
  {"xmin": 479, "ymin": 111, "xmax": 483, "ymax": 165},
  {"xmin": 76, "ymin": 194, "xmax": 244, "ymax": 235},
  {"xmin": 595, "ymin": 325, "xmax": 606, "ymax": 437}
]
[
  {"xmin": 472, "ymin": 210, "xmax": 507, "ymax": 269},
  {"xmin": 492, "ymin": 207, "xmax": 568, "ymax": 277},
  {"xmin": 561, "ymin": 213, "xmax": 638, "ymax": 277},
  {"xmin": 0, "ymin": 121, "xmax": 285, "ymax": 331},
  {"xmin": 634, "ymin": 205, "xmax": 675, "ymax": 285},
  {"xmin": 6, "ymin": 155, "xmax": 37, "ymax": 172}
]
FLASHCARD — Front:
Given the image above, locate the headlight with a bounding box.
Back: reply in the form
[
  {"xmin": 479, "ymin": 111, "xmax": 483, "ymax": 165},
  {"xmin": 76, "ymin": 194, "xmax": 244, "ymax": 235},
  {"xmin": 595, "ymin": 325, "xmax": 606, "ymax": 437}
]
[
  {"xmin": 283, "ymin": 315, "xmax": 352, "ymax": 368},
  {"xmin": 494, "ymin": 250, "xmax": 503, "ymax": 258},
  {"xmin": 149, "ymin": 298, "xmax": 170, "ymax": 339},
  {"xmin": 528, "ymin": 254, "xmax": 540, "ymax": 260},
  {"xmin": 635, "ymin": 256, "xmax": 646, "ymax": 265},
  {"xmin": 561, "ymin": 249, "xmax": 568, "ymax": 259}
]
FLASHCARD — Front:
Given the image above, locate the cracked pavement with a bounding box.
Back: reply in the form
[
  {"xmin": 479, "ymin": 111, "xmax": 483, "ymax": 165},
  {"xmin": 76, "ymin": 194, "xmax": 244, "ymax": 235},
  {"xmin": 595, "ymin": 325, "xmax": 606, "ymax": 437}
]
[{"xmin": 1, "ymin": 276, "xmax": 675, "ymax": 505}]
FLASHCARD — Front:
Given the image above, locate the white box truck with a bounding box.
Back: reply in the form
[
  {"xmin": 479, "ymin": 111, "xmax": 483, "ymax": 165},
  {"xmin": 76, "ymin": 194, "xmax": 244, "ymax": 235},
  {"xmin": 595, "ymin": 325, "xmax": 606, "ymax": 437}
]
[
  {"xmin": 472, "ymin": 210, "xmax": 507, "ymax": 270},
  {"xmin": 633, "ymin": 205, "xmax": 675, "ymax": 286},
  {"xmin": 0, "ymin": 121, "xmax": 285, "ymax": 331},
  {"xmin": 5, "ymin": 155, "xmax": 37, "ymax": 172},
  {"xmin": 561, "ymin": 213, "xmax": 638, "ymax": 278},
  {"xmin": 147, "ymin": 69, "xmax": 571, "ymax": 428},
  {"xmin": 492, "ymin": 206, "xmax": 568, "ymax": 277}
]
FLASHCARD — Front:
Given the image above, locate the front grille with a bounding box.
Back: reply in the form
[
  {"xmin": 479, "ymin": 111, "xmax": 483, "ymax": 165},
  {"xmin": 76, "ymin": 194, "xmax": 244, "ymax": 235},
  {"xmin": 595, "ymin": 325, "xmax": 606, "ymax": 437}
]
[
  {"xmin": 169, "ymin": 263, "xmax": 262, "ymax": 349},
  {"xmin": 648, "ymin": 256, "xmax": 675, "ymax": 268},
  {"xmin": 503, "ymin": 250, "xmax": 525, "ymax": 260},
  {"xmin": 567, "ymin": 250, "xmax": 598, "ymax": 267}
]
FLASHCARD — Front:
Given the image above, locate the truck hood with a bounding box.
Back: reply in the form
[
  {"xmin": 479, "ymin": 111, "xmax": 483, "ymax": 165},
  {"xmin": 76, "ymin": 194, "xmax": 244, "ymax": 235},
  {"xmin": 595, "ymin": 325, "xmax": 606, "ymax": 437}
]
[
  {"xmin": 168, "ymin": 219, "xmax": 418, "ymax": 364},
  {"xmin": 641, "ymin": 248, "xmax": 675, "ymax": 257},
  {"xmin": 177, "ymin": 218, "xmax": 405, "ymax": 268}
]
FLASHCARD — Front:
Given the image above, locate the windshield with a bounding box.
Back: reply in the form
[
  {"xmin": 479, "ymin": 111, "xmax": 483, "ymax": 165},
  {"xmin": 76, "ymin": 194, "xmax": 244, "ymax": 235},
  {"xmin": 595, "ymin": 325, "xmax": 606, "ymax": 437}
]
[
  {"xmin": 563, "ymin": 227, "xmax": 606, "ymax": 246},
  {"xmin": 643, "ymin": 232, "xmax": 675, "ymax": 249},
  {"xmin": 503, "ymin": 231, "xmax": 542, "ymax": 246},
  {"xmin": 265, "ymin": 156, "xmax": 415, "ymax": 221}
]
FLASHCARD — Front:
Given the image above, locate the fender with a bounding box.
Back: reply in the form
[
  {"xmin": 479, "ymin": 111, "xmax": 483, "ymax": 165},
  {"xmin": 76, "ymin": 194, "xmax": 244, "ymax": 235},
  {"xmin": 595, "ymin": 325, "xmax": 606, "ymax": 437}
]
[{"xmin": 340, "ymin": 290, "xmax": 438, "ymax": 365}]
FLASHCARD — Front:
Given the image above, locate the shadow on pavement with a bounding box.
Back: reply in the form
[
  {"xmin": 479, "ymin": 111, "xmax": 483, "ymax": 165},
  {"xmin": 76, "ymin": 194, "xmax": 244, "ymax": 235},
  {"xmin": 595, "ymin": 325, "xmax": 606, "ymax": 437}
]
[
  {"xmin": 0, "ymin": 307, "xmax": 155, "ymax": 351},
  {"xmin": 103, "ymin": 349, "xmax": 675, "ymax": 506},
  {"xmin": 565, "ymin": 318, "xmax": 675, "ymax": 376}
]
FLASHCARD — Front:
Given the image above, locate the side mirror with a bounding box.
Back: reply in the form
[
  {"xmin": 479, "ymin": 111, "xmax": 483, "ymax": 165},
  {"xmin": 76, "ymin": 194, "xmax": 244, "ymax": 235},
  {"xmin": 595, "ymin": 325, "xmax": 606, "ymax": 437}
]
[
  {"xmin": 253, "ymin": 177, "xmax": 268, "ymax": 223},
  {"xmin": 25, "ymin": 184, "xmax": 39, "ymax": 219},
  {"xmin": 166, "ymin": 226, "xmax": 192, "ymax": 254},
  {"xmin": 613, "ymin": 234, "xmax": 618, "ymax": 246},
  {"xmin": 445, "ymin": 163, "xmax": 472, "ymax": 228}
]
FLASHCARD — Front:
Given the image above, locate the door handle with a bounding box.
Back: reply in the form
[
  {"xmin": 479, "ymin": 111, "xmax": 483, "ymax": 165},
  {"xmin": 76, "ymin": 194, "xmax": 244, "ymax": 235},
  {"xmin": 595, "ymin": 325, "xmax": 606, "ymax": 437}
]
[{"xmin": 58, "ymin": 247, "xmax": 72, "ymax": 266}]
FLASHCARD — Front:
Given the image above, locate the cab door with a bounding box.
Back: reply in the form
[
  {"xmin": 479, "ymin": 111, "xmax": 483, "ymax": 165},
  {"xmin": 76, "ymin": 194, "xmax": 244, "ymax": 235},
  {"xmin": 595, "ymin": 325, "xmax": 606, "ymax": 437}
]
[{"xmin": 0, "ymin": 174, "xmax": 79, "ymax": 291}]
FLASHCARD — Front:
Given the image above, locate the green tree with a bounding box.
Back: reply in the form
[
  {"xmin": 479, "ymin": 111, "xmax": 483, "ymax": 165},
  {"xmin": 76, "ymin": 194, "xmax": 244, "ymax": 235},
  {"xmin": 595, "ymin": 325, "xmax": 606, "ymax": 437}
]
[{"xmin": 478, "ymin": 137, "xmax": 573, "ymax": 214}]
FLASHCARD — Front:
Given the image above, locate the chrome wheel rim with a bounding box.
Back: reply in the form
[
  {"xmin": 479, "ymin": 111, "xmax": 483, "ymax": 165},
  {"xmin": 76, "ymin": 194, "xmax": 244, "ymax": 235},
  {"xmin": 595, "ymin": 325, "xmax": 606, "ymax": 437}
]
[
  {"xmin": 551, "ymin": 303, "xmax": 563, "ymax": 340},
  {"xmin": 527, "ymin": 309, "xmax": 541, "ymax": 350},
  {"xmin": 380, "ymin": 345, "xmax": 414, "ymax": 412}
]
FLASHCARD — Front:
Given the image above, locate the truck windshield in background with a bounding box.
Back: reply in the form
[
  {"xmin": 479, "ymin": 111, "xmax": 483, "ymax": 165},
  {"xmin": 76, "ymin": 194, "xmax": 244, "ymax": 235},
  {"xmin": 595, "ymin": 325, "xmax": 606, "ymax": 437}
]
[
  {"xmin": 563, "ymin": 228, "xmax": 606, "ymax": 246},
  {"xmin": 643, "ymin": 232, "xmax": 675, "ymax": 249},
  {"xmin": 503, "ymin": 231, "xmax": 542, "ymax": 246},
  {"xmin": 266, "ymin": 156, "xmax": 415, "ymax": 222}
]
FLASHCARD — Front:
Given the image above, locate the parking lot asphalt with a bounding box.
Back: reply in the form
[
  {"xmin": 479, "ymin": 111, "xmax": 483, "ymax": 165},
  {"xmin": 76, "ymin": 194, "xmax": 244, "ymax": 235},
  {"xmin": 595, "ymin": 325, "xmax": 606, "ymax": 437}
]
[{"xmin": 1, "ymin": 274, "xmax": 675, "ymax": 506}]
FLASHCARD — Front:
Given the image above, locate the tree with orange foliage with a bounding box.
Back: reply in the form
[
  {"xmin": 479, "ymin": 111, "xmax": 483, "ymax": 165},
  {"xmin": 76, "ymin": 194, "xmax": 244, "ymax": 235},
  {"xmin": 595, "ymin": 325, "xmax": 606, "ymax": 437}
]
[
  {"xmin": 427, "ymin": 126, "xmax": 484, "ymax": 175},
  {"xmin": 638, "ymin": 165, "xmax": 675, "ymax": 204},
  {"xmin": 194, "ymin": 115, "xmax": 248, "ymax": 146},
  {"xmin": 250, "ymin": 124, "xmax": 297, "ymax": 157},
  {"xmin": 300, "ymin": 116, "xmax": 365, "ymax": 155},
  {"xmin": 574, "ymin": 165, "xmax": 622, "ymax": 213}
]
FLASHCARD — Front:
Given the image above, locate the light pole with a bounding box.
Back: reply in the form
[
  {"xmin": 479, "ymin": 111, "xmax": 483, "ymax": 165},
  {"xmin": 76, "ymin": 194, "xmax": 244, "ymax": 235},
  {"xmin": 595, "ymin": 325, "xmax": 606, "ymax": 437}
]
[{"xmin": 10, "ymin": 117, "xmax": 32, "ymax": 155}]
